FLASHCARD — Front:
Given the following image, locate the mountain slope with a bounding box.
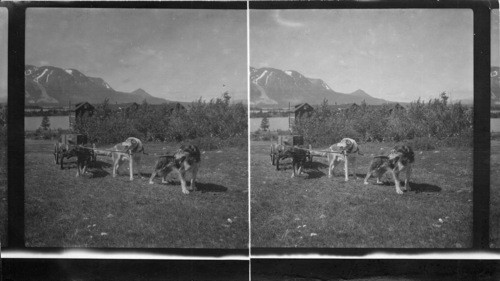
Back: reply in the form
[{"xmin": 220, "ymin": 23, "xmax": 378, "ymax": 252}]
[
  {"xmin": 25, "ymin": 65, "xmax": 168, "ymax": 105},
  {"xmin": 250, "ymin": 67, "xmax": 392, "ymax": 107}
]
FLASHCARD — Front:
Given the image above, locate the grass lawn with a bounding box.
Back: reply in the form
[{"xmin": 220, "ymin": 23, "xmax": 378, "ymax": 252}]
[
  {"xmin": 491, "ymin": 139, "xmax": 500, "ymax": 248},
  {"xmin": 251, "ymin": 141, "xmax": 472, "ymax": 248},
  {"xmin": 25, "ymin": 139, "xmax": 248, "ymax": 248},
  {"xmin": 0, "ymin": 146, "xmax": 6, "ymax": 246}
]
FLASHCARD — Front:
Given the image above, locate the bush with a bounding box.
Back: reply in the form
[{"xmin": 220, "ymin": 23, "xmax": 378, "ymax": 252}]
[
  {"xmin": 73, "ymin": 93, "xmax": 247, "ymax": 149},
  {"xmin": 293, "ymin": 93, "xmax": 472, "ymax": 148},
  {"xmin": 251, "ymin": 130, "xmax": 278, "ymax": 142},
  {"xmin": 24, "ymin": 128, "xmax": 62, "ymax": 140}
]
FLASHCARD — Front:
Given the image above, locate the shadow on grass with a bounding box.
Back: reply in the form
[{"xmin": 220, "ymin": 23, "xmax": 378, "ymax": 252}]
[
  {"xmin": 87, "ymin": 161, "xmax": 112, "ymax": 178},
  {"xmin": 410, "ymin": 182, "xmax": 442, "ymax": 193},
  {"xmin": 164, "ymin": 181, "xmax": 228, "ymax": 193},
  {"xmin": 305, "ymin": 170, "xmax": 326, "ymax": 179},
  {"xmin": 142, "ymin": 173, "xmax": 228, "ymax": 193},
  {"xmin": 366, "ymin": 180, "xmax": 442, "ymax": 193},
  {"xmin": 278, "ymin": 161, "xmax": 329, "ymax": 179},
  {"xmin": 196, "ymin": 182, "xmax": 228, "ymax": 193},
  {"xmin": 307, "ymin": 161, "xmax": 328, "ymax": 170},
  {"xmin": 91, "ymin": 160, "xmax": 112, "ymax": 170}
]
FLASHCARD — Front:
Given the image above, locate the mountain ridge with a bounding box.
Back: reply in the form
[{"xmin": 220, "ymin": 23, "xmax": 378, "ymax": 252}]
[
  {"xmin": 250, "ymin": 66, "xmax": 392, "ymax": 107},
  {"xmin": 25, "ymin": 65, "xmax": 168, "ymax": 105}
]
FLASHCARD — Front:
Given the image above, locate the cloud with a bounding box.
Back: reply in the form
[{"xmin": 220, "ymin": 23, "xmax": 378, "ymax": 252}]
[
  {"xmin": 258, "ymin": 61, "xmax": 270, "ymax": 68},
  {"xmin": 137, "ymin": 47, "xmax": 158, "ymax": 57},
  {"xmin": 39, "ymin": 60, "xmax": 50, "ymax": 66},
  {"xmin": 273, "ymin": 11, "xmax": 304, "ymax": 28}
]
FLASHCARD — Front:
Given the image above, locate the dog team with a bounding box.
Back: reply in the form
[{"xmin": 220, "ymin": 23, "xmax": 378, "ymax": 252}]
[
  {"xmin": 275, "ymin": 137, "xmax": 415, "ymax": 195},
  {"xmin": 55, "ymin": 136, "xmax": 201, "ymax": 194}
]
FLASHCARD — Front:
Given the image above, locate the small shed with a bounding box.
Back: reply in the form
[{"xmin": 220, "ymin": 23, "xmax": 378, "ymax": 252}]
[
  {"xmin": 121, "ymin": 102, "xmax": 140, "ymax": 117},
  {"xmin": 294, "ymin": 103, "xmax": 314, "ymax": 119},
  {"xmin": 389, "ymin": 103, "xmax": 405, "ymax": 114},
  {"xmin": 74, "ymin": 102, "xmax": 95, "ymax": 118},
  {"xmin": 126, "ymin": 102, "xmax": 140, "ymax": 112},
  {"xmin": 349, "ymin": 103, "xmax": 360, "ymax": 111},
  {"xmin": 70, "ymin": 102, "xmax": 95, "ymax": 128},
  {"xmin": 163, "ymin": 102, "xmax": 186, "ymax": 115}
]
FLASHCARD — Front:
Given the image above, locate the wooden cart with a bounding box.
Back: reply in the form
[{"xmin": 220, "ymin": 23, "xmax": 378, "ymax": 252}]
[
  {"xmin": 270, "ymin": 134, "xmax": 313, "ymax": 170},
  {"xmin": 54, "ymin": 134, "xmax": 96, "ymax": 169}
]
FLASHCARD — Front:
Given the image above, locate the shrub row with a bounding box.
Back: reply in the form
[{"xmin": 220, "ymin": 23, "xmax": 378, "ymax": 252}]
[
  {"xmin": 73, "ymin": 93, "xmax": 248, "ymax": 150},
  {"xmin": 293, "ymin": 93, "xmax": 473, "ymax": 150}
]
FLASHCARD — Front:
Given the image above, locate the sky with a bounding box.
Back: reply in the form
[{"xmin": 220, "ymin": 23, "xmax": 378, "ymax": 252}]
[
  {"xmin": 0, "ymin": 8, "xmax": 7, "ymax": 101},
  {"xmin": 26, "ymin": 9, "xmax": 247, "ymax": 102},
  {"xmin": 251, "ymin": 9, "xmax": 473, "ymax": 103}
]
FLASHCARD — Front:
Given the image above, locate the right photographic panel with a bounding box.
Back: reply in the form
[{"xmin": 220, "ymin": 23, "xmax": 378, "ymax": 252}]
[
  {"xmin": 250, "ymin": 9, "xmax": 473, "ymax": 248},
  {"xmin": 491, "ymin": 8, "xmax": 499, "ymax": 248}
]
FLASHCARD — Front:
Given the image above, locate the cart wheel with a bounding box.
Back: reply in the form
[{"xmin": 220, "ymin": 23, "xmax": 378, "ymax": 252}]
[
  {"xmin": 92, "ymin": 144, "xmax": 97, "ymax": 163},
  {"xmin": 60, "ymin": 153, "xmax": 65, "ymax": 170},
  {"xmin": 308, "ymin": 144, "xmax": 313, "ymax": 163},
  {"xmin": 270, "ymin": 145, "xmax": 276, "ymax": 165},
  {"xmin": 54, "ymin": 144, "xmax": 59, "ymax": 164}
]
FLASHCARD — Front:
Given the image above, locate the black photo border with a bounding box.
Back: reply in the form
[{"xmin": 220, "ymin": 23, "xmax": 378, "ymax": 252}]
[{"xmin": 0, "ymin": 0, "xmax": 497, "ymax": 259}]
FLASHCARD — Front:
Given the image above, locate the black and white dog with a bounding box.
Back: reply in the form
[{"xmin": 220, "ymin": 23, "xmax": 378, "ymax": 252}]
[
  {"xmin": 149, "ymin": 144, "xmax": 201, "ymax": 194},
  {"xmin": 364, "ymin": 145, "xmax": 415, "ymax": 194},
  {"xmin": 327, "ymin": 138, "xmax": 362, "ymax": 181}
]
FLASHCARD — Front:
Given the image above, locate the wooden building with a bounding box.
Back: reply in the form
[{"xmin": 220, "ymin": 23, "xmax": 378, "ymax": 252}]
[
  {"xmin": 294, "ymin": 103, "xmax": 314, "ymax": 119},
  {"xmin": 70, "ymin": 102, "xmax": 95, "ymax": 128}
]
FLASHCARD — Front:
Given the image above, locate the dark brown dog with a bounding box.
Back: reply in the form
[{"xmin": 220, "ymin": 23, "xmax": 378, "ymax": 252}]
[
  {"xmin": 73, "ymin": 146, "xmax": 93, "ymax": 177},
  {"xmin": 364, "ymin": 145, "xmax": 415, "ymax": 194},
  {"xmin": 276, "ymin": 147, "xmax": 309, "ymax": 178},
  {"xmin": 149, "ymin": 144, "xmax": 201, "ymax": 194}
]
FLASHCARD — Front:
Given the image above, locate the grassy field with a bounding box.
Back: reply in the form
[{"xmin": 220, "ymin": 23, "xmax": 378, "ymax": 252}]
[
  {"xmin": 0, "ymin": 147, "xmax": 6, "ymax": 246},
  {"xmin": 25, "ymin": 139, "xmax": 248, "ymax": 248},
  {"xmin": 491, "ymin": 139, "xmax": 500, "ymax": 248},
  {"xmin": 251, "ymin": 141, "xmax": 472, "ymax": 248}
]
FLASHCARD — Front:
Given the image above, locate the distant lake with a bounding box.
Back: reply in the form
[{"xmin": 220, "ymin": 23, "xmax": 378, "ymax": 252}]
[
  {"xmin": 492, "ymin": 118, "xmax": 500, "ymax": 133},
  {"xmin": 250, "ymin": 117, "xmax": 290, "ymax": 132},
  {"xmin": 25, "ymin": 116, "xmax": 70, "ymax": 131}
]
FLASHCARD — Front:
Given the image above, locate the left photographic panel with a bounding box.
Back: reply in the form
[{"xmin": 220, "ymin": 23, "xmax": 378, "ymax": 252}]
[
  {"xmin": 24, "ymin": 8, "xmax": 249, "ymax": 248},
  {"xmin": 0, "ymin": 7, "xmax": 7, "ymax": 247}
]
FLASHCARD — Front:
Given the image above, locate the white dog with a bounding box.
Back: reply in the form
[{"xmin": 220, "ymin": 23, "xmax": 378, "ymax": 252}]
[
  {"xmin": 111, "ymin": 137, "xmax": 145, "ymax": 181},
  {"xmin": 327, "ymin": 138, "xmax": 362, "ymax": 182}
]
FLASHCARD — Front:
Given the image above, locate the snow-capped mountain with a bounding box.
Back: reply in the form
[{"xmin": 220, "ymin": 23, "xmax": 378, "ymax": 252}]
[
  {"xmin": 25, "ymin": 65, "xmax": 168, "ymax": 105},
  {"xmin": 250, "ymin": 67, "xmax": 391, "ymax": 107}
]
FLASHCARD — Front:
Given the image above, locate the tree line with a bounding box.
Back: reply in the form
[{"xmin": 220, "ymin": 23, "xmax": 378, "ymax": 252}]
[{"xmin": 292, "ymin": 92, "xmax": 472, "ymax": 150}]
